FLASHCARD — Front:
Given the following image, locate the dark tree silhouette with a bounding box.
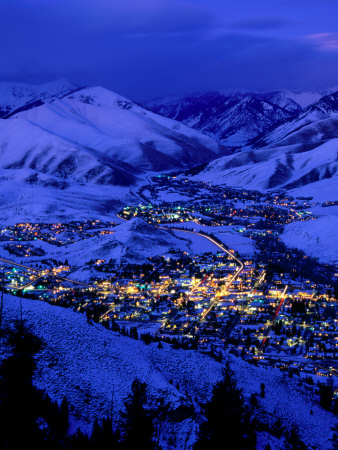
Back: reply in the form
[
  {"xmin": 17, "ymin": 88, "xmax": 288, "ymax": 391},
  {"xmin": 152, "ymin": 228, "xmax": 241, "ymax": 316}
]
[
  {"xmin": 194, "ymin": 362, "xmax": 256, "ymax": 449},
  {"xmin": 121, "ymin": 378, "xmax": 156, "ymax": 450}
]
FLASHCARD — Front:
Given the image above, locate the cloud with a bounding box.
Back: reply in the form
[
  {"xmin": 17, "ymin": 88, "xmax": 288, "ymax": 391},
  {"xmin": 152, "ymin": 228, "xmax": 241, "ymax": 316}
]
[
  {"xmin": 2, "ymin": 0, "xmax": 214, "ymax": 35},
  {"xmin": 229, "ymin": 17, "xmax": 294, "ymax": 31},
  {"xmin": 0, "ymin": 0, "xmax": 337, "ymax": 99},
  {"xmin": 304, "ymin": 33, "xmax": 338, "ymax": 51}
]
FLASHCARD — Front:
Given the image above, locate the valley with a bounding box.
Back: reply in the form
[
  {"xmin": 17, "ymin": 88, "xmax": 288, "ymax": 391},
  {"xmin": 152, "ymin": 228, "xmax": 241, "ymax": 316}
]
[
  {"xmin": 1, "ymin": 176, "xmax": 336, "ymax": 389},
  {"xmin": 0, "ymin": 81, "xmax": 337, "ymax": 448}
]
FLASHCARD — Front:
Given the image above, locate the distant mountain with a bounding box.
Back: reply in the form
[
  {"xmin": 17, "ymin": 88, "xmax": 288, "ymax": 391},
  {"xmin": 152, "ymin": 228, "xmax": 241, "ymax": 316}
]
[
  {"xmin": 0, "ymin": 82, "xmax": 230, "ymax": 222},
  {"xmin": 0, "ymin": 85, "xmax": 228, "ymax": 185},
  {"xmin": 146, "ymin": 89, "xmax": 333, "ymax": 148},
  {"xmin": 0, "ymin": 79, "xmax": 80, "ymax": 118},
  {"xmin": 194, "ymin": 90, "xmax": 338, "ymax": 198},
  {"xmin": 251, "ymin": 90, "xmax": 338, "ymax": 149}
]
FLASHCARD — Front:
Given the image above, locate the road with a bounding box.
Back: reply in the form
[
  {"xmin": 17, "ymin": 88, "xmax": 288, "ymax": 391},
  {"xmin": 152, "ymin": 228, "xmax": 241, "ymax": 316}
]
[
  {"xmin": 0, "ymin": 257, "xmax": 94, "ymax": 289},
  {"xmin": 157, "ymin": 224, "xmax": 245, "ymax": 334},
  {"xmin": 259, "ymin": 285, "xmax": 288, "ymax": 352},
  {"xmin": 116, "ymin": 207, "xmax": 246, "ymax": 334}
]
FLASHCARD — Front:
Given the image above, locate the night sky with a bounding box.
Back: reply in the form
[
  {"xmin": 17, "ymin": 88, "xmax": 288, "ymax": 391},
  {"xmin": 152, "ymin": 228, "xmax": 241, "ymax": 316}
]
[{"xmin": 1, "ymin": 0, "xmax": 338, "ymax": 100}]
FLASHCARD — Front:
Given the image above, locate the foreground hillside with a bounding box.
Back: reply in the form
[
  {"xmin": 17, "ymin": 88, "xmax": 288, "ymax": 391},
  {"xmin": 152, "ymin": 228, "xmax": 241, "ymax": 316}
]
[{"xmin": 1, "ymin": 294, "xmax": 335, "ymax": 448}]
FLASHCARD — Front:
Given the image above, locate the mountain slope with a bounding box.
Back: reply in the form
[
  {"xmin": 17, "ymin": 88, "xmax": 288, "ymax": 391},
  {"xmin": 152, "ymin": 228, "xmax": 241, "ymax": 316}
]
[
  {"xmin": 193, "ymin": 90, "xmax": 338, "ymax": 197},
  {"xmin": 147, "ymin": 89, "xmax": 336, "ymax": 148},
  {"xmin": 2, "ymin": 294, "xmax": 335, "ymax": 448},
  {"xmin": 46, "ymin": 217, "xmax": 191, "ymax": 264},
  {"xmin": 0, "ymin": 79, "xmax": 79, "ymax": 118},
  {"xmin": 196, "ymin": 138, "xmax": 338, "ymax": 194},
  {"xmin": 0, "ymin": 83, "xmax": 231, "ymax": 222},
  {"xmin": 252, "ymin": 91, "xmax": 338, "ymax": 149},
  {"xmin": 1, "ymin": 86, "xmax": 227, "ymax": 180},
  {"xmin": 147, "ymin": 90, "xmax": 313, "ymax": 148}
]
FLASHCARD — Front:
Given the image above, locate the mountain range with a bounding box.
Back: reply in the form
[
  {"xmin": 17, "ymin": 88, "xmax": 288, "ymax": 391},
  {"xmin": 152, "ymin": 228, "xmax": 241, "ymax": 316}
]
[
  {"xmin": 148, "ymin": 89, "xmax": 338, "ymax": 198},
  {"xmin": 0, "ymin": 80, "xmax": 230, "ymax": 222},
  {"xmin": 147, "ymin": 88, "xmax": 336, "ymax": 148},
  {"xmin": 0, "ymin": 80, "xmax": 337, "ymax": 224}
]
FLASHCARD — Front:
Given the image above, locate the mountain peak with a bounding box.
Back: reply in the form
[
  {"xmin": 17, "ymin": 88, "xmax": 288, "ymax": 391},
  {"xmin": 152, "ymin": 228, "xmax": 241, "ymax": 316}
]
[{"xmin": 0, "ymin": 79, "xmax": 79, "ymax": 118}]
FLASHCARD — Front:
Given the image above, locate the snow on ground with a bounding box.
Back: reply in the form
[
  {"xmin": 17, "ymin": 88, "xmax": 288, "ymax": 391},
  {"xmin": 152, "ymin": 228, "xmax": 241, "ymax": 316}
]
[
  {"xmin": 39, "ymin": 218, "xmax": 191, "ymax": 265},
  {"xmin": 171, "ymin": 229, "xmax": 217, "ymax": 254},
  {"xmin": 291, "ymin": 177, "xmax": 338, "ymax": 202},
  {"xmin": 229, "ymin": 355, "xmax": 336, "ymax": 450},
  {"xmin": 2, "ymin": 294, "xmax": 221, "ymax": 438},
  {"xmin": 154, "ymin": 190, "xmax": 194, "ymax": 202},
  {"xmin": 0, "ymin": 171, "xmax": 132, "ymax": 225},
  {"xmin": 282, "ymin": 212, "xmax": 338, "ymax": 265},
  {"xmin": 167, "ymin": 221, "xmax": 255, "ymax": 257},
  {"xmin": 1, "ymin": 294, "xmax": 336, "ymax": 448}
]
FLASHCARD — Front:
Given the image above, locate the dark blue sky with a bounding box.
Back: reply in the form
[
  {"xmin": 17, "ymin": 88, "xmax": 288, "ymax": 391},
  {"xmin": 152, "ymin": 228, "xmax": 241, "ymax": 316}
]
[{"xmin": 1, "ymin": 0, "xmax": 338, "ymax": 100}]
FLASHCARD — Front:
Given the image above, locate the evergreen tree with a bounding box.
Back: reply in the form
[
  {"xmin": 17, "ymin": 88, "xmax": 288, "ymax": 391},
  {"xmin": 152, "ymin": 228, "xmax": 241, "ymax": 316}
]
[
  {"xmin": 194, "ymin": 362, "xmax": 256, "ymax": 449},
  {"xmin": 260, "ymin": 383, "xmax": 265, "ymax": 398},
  {"xmin": 319, "ymin": 383, "xmax": 333, "ymax": 411},
  {"xmin": 285, "ymin": 426, "xmax": 307, "ymax": 450},
  {"xmin": 0, "ymin": 320, "xmax": 74, "ymax": 449},
  {"xmin": 0, "ymin": 320, "xmax": 45, "ymax": 448},
  {"xmin": 330, "ymin": 424, "xmax": 338, "ymax": 450},
  {"xmin": 121, "ymin": 378, "xmax": 156, "ymax": 450},
  {"xmin": 91, "ymin": 417, "xmax": 120, "ymax": 448}
]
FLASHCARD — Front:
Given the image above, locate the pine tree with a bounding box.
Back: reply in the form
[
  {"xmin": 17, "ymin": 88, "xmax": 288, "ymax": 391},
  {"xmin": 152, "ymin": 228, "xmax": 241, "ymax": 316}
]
[
  {"xmin": 194, "ymin": 362, "xmax": 256, "ymax": 449},
  {"xmin": 0, "ymin": 320, "xmax": 76, "ymax": 448},
  {"xmin": 60, "ymin": 396, "xmax": 70, "ymax": 434},
  {"xmin": 0, "ymin": 320, "xmax": 44, "ymax": 448},
  {"xmin": 319, "ymin": 383, "xmax": 333, "ymax": 411},
  {"xmin": 91, "ymin": 417, "xmax": 120, "ymax": 448},
  {"xmin": 285, "ymin": 426, "xmax": 307, "ymax": 450},
  {"xmin": 330, "ymin": 424, "xmax": 338, "ymax": 450},
  {"xmin": 121, "ymin": 378, "xmax": 156, "ymax": 450}
]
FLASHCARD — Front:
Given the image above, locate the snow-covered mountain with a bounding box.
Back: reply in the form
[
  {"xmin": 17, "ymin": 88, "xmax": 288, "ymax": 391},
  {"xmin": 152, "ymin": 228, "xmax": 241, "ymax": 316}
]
[
  {"xmin": 146, "ymin": 88, "xmax": 338, "ymax": 149},
  {"xmin": 195, "ymin": 138, "xmax": 338, "ymax": 196},
  {"xmin": 146, "ymin": 90, "xmax": 329, "ymax": 148},
  {"xmin": 192, "ymin": 89, "xmax": 338, "ymax": 197},
  {"xmin": 46, "ymin": 218, "xmax": 191, "ymax": 265},
  {"xmin": 0, "ymin": 85, "xmax": 227, "ymax": 185},
  {"xmin": 251, "ymin": 91, "xmax": 338, "ymax": 149},
  {"xmin": 0, "ymin": 82, "xmax": 232, "ymax": 221},
  {"xmin": 0, "ymin": 79, "xmax": 79, "ymax": 118}
]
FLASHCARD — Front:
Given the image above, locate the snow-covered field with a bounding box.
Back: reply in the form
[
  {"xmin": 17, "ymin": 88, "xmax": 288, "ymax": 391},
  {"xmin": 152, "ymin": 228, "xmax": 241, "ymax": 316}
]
[
  {"xmin": 1, "ymin": 294, "xmax": 336, "ymax": 448},
  {"xmin": 167, "ymin": 221, "xmax": 255, "ymax": 257}
]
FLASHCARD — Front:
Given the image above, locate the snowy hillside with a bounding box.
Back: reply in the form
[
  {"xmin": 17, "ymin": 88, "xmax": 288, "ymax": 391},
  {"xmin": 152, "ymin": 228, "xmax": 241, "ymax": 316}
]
[
  {"xmin": 0, "ymin": 79, "xmax": 79, "ymax": 118},
  {"xmin": 282, "ymin": 210, "xmax": 338, "ymax": 265},
  {"xmin": 6, "ymin": 86, "xmax": 226, "ymax": 175},
  {"xmin": 0, "ymin": 85, "xmax": 228, "ymax": 186},
  {"xmin": 192, "ymin": 89, "xmax": 338, "ymax": 197},
  {"xmin": 146, "ymin": 89, "xmax": 331, "ymax": 148},
  {"xmin": 0, "ymin": 82, "xmax": 231, "ymax": 222},
  {"xmin": 2, "ymin": 294, "xmax": 336, "ymax": 448},
  {"xmin": 252, "ymin": 91, "xmax": 338, "ymax": 149},
  {"xmin": 195, "ymin": 138, "xmax": 338, "ymax": 194},
  {"xmin": 45, "ymin": 218, "xmax": 191, "ymax": 265}
]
